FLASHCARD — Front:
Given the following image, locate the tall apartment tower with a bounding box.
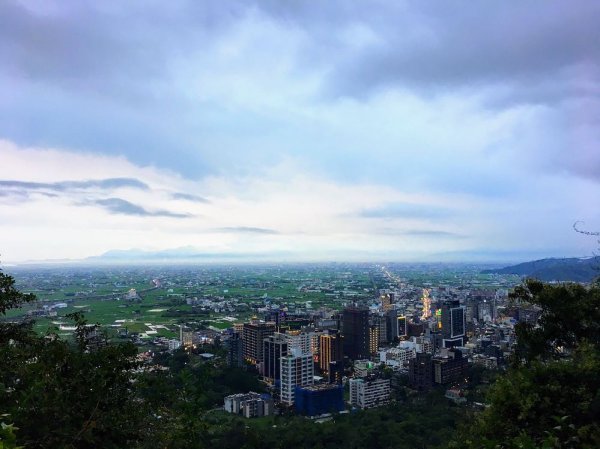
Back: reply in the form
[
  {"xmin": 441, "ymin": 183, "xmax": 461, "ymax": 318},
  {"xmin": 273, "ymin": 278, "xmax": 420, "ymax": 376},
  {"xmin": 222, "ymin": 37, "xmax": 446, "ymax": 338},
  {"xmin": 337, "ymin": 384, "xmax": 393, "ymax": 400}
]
[
  {"xmin": 441, "ymin": 300, "xmax": 466, "ymax": 348},
  {"xmin": 243, "ymin": 321, "xmax": 275, "ymax": 365},
  {"xmin": 369, "ymin": 325, "xmax": 380, "ymax": 355},
  {"xmin": 342, "ymin": 306, "xmax": 370, "ymax": 361},
  {"xmin": 397, "ymin": 315, "xmax": 408, "ymax": 338},
  {"xmin": 225, "ymin": 332, "xmax": 244, "ymax": 368},
  {"xmin": 371, "ymin": 313, "xmax": 388, "ymax": 345},
  {"xmin": 319, "ymin": 330, "xmax": 343, "ymax": 377},
  {"xmin": 286, "ymin": 330, "xmax": 313, "ymax": 355},
  {"xmin": 380, "ymin": 293, "xmax": 394, "ymax": 312},
  {"xmin": 408, "ymin": 352, "xmax": 434, "ymax": 391},
  {"xmin": 280, "ymin": 347, "xmax": 314, "ymax": 405},
  {"xmin": 263, "ymin": 333, "xmax": 289, "ymax": 383}
]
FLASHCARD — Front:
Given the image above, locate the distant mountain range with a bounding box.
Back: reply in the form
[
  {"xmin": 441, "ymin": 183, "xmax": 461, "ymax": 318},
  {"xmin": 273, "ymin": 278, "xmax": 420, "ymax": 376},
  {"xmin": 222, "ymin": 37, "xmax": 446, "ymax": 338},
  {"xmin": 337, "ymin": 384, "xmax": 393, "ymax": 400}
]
[
  {"xmin": 481, "ymin": 256, "xmax": 600, "ymax": 282},
  {"xmin": 84, "ymin": 247, "xmax": 294, "ymax": 263}
]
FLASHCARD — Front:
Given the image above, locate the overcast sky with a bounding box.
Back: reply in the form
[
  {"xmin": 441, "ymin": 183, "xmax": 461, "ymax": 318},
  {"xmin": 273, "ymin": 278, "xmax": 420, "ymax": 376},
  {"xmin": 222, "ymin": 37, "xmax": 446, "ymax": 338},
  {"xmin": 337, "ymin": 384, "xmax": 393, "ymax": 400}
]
[{"xmin": 1, "ymin": 0, "xmax": 599, "ymax": 263}]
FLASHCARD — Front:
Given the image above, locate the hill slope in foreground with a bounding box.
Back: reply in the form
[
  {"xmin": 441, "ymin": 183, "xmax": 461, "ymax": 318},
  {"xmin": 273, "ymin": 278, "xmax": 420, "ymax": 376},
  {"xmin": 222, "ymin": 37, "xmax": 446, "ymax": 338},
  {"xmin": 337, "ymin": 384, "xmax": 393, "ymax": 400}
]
[{"xmin": 482, "ymin": 256, "xmax": 600, "ymax": 282}]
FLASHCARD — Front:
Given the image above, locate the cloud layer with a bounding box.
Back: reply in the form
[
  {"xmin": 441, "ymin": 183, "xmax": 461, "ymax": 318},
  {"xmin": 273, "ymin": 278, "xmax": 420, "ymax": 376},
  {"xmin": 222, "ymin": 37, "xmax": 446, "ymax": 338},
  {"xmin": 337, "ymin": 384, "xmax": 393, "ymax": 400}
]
[{"xmin": 0, "ymin": 1, "xmax": 599, "ymax": 262}]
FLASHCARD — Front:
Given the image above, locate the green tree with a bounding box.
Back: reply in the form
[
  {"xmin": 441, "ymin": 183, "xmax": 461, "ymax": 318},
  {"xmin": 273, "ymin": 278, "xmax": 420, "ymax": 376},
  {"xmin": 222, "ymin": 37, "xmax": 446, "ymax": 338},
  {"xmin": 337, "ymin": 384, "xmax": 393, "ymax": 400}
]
[
  {"xmin": 0, "ymin": 268, "xmax": 154, "ymax": 449},
  {"xmin": 456, "ymin": 279, "xmax": 600, "ymax": 449}
]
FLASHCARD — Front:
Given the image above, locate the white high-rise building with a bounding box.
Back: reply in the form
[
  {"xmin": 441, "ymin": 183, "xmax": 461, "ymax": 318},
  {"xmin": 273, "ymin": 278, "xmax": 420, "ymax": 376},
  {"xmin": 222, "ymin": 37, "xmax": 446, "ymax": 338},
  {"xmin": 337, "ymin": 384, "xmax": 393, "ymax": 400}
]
[
  {"xmin": 286, "ymin": 331, "xmax": 313, "ymax": 355},
  {"xmin": 280, "ymin": 346, "xmax": 314, "ymax": 405}
]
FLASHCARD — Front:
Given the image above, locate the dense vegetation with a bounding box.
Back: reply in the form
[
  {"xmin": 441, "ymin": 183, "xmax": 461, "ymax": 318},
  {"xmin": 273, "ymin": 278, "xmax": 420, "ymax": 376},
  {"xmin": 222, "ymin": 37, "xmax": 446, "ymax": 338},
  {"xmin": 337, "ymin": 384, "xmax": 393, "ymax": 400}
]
[
  {"xmin": 455, "ymin": 279, "xmax": 600, "ymax": 448},
  {"xmin": 2, "ymin": 268, "xmax": 600, "ymax": 448}
]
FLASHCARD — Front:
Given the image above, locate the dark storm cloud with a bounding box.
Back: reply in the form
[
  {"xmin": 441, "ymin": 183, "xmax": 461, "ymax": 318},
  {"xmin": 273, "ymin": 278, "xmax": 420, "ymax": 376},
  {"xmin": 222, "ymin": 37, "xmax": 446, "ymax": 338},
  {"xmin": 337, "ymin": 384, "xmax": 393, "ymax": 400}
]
[
  {"xmin": 215, "ymin": 226, "xmax": 279, "ymax": 235},
  {"xmin": 0, "ymin": 178, "xmax": 149, "ymax": 193},
  {"xmin": 171, "ymin": 192, "xmax": 209, "ymax": 203},
  {"xmin": 91, "ymin": 198, "xmax": 191, "ymax": 218}
]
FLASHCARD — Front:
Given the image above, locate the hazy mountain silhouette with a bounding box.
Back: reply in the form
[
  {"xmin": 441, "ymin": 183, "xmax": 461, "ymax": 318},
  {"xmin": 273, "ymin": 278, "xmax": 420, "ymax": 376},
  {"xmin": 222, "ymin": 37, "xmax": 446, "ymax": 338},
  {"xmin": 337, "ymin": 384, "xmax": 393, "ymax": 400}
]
[{"xmin": 482, "ymin": 257, "xmax": 600, "ymax": 282}]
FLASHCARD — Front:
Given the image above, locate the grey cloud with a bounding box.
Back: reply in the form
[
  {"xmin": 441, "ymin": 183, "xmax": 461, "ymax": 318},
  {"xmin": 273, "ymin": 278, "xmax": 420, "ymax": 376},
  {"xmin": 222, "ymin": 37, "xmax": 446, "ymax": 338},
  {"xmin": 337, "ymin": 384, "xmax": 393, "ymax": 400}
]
[
  {"xmin": 372, "ymin": 226, "xmax": 466, "ymax": 238},
  {"xmin": 91, "ymin": 198, "xmax": 191, "ymax": 218},
  {"xmin": 0, "ymin": 177, "xmax": 148, "ymax": 193},
  {"xmin": 319, "ymin": 2, "xmax": 600, "ymax": 106},
  {"xmin": 0, "ymin": 1, "xmax": 240, "ymax": 95},
  {"xmin": 2, "ymin": 1, "xmax": 598, "ymax": 108},
  {"xmin": 215, "ymin": 226, "xmax": 279, "ymax": 235},
  {"xmin": 171, "ymin": 192, "xmax": 209, "ymax": 203}
]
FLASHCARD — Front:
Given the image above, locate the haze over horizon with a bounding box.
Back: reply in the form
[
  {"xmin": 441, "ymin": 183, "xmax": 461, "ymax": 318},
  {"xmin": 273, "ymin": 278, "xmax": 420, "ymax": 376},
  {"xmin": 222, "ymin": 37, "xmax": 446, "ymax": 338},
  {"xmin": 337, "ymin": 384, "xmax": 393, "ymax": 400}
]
[{"xmin": 1, "ymin": 1, "xmax": 600, "ymax": 263}]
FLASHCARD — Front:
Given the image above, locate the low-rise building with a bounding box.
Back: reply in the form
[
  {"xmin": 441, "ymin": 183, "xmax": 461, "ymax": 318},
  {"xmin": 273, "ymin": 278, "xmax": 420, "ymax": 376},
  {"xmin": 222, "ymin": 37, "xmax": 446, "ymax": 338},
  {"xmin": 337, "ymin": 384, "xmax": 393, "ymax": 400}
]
[
  {"xmin": 295, "ymin": 384, "xmax": 345, "ymax": 416},
  {"xmin": 224, "ymin": 392, "xmax": 274, "ymax": 418},
  {"xmin": 353, "ymin": 359, "xmax": 376, "ymax": 378},
  {"xmin": 349, "ymin": 378, "xmax": 391, "ymax": 409}
]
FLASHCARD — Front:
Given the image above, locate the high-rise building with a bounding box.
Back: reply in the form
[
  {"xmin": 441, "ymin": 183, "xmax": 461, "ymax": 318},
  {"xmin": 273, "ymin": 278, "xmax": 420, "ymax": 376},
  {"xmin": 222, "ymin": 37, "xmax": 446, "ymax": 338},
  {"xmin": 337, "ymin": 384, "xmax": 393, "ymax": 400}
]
[
  {"xmin": 409, "ymin": 352, "xmax": 434, "ymax": 391},
  {"xmin": 286, "ymin": 330, "xmax": 313, "ymax": 355},
  {"xmin": 243, "ymin": 321, "xmax": 275, "ymax": 365},
  {"xmin": 349, "ymin": 378, "xmax": 391, "ymax": 409},
  {"xmin": 369, "ymin": 325, "xmax": 380, "ymax": 355},
  {"xmin": 386, "ymin": 309, "xmax": 398, "ymax": 342},
  {"xmin": 225, "ymin": 332, "xmax": 244, "ymax": 368},
  {"xmin": 179, "ymin": 325, "xmax": 193, "ymax": 348},
  {"xmin": 319, "ymin": 330, "xmax": 343, "ymax": 377},
  {"xmin": 397, "ymin": 315, "xmax": 407, "ymax": 338},
  {"xmin": 433, "ymin": 348, "xmax": 468, "ymax": 385},
  {"xmin": 263, "ymin": 333, "xmax": 289, "ymax": 383},
  {"xmin": 280, "ymin": 348, "xmax": 314, "ymax": 405},
  {"xmin": 327, "ymin": 360, "xmax": 344, "ymax": 384},
  {"xmin": 380, "ymin": 293, "xmax": 394, "ymax": 312},
  {"xmin": 371, "ymin": 313, "xmax": 388, "ymax": 344},
  {"xmin": 342, "ymin": 306, "xmax": 370, "ymax": 360},
  {"xmin": 441, "ymin": 300, "xmax": 466, "ymax": 347}
]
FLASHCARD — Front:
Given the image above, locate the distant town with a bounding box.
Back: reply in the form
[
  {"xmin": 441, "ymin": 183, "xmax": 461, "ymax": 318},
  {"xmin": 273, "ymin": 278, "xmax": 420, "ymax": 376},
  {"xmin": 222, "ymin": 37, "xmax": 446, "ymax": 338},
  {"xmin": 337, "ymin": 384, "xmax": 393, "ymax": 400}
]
[{"xmin": 3, "ymin": 262, "xmax": 531, "ymax": 419}]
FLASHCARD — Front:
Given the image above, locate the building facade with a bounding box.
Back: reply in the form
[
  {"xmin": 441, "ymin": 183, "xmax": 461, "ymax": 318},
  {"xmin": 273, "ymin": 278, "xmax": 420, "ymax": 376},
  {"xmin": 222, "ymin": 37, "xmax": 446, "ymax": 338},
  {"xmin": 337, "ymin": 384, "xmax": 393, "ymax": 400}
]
[
  {"xmin": 224, "ymin": 392, "xmax": 274, "ymax": 418},
  {"xmin": 295, "ymin": 384, "xmax": 345, "ymax": 416},
  {"xmin": 319, "ymin": 330, "xmax": 343, "ymax": 377},
  {"xmin": 342, "ymin": 306, "xmax": 370, "ymax": 360},
  {"xmin": 441, "ymin": 300, "xmax": 466, "ymax": 347},
  {"xmin": 243, "ymin": 321, "xmax": 275, "ymax": 365},
  {"xmin": 280, "ymin": 348, "xmax": 314, "ymax": 405},
  {"xmin": 349, "ymin": 378, "xmax": 391, "ymax": 409},
  {"xmin": 263, "ymin": 332, "xmax": 289, "ymax": 383},
  {"xmin": 225, "ymin": 332, "xmax": 244, "ymax": 367}
]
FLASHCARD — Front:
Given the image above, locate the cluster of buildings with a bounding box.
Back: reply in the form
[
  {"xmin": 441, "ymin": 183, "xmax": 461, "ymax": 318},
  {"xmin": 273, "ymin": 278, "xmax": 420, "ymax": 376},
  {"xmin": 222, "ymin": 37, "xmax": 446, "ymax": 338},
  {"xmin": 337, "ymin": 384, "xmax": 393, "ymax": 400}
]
[{"xmin": 219, "ymin": 283, "xmax": 522, "ymax": 418}]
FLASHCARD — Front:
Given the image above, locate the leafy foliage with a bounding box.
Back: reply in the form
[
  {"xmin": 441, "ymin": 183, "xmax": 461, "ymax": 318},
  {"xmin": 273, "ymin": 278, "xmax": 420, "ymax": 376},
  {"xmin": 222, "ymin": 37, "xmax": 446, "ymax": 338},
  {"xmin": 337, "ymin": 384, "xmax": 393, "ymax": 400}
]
[
  {"xmin": 455, "ymin": 279, "xmax": 600, "ymax": 449},
  {"xmin": 0, "ymin": 420, "xmax": 22, "ymax": 449},
  {"xmin": 0, "ymin": 269, "xmax": 150, "ymax": 449}
]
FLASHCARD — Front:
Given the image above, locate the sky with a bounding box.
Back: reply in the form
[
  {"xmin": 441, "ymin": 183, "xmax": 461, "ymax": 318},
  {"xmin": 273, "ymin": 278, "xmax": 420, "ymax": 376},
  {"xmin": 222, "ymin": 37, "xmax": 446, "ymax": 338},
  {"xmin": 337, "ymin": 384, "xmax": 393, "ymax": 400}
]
[{"xmin": 1, "ymin": 0, "xmax": 599, "ymax": 264}]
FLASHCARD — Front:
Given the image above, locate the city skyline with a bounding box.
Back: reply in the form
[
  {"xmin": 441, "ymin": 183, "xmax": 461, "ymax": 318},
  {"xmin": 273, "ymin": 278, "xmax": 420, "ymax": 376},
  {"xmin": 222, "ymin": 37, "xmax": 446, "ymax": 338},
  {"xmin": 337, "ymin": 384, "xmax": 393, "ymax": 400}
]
[{"xmin": 1, "ymin": 1, "xmax": 600, "ymax": 263}]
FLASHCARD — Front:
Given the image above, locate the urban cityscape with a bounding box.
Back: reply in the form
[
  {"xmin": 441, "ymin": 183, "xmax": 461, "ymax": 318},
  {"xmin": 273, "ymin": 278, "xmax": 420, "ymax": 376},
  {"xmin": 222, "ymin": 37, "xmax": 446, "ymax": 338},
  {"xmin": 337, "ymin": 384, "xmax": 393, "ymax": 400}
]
[
  {"xmin": 3, "ymin": 262, "xmax": 533, "ymax": 416},
  {"xmin": 1, "ymin": 1, "xmax": 600, "ymax": 448}
]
